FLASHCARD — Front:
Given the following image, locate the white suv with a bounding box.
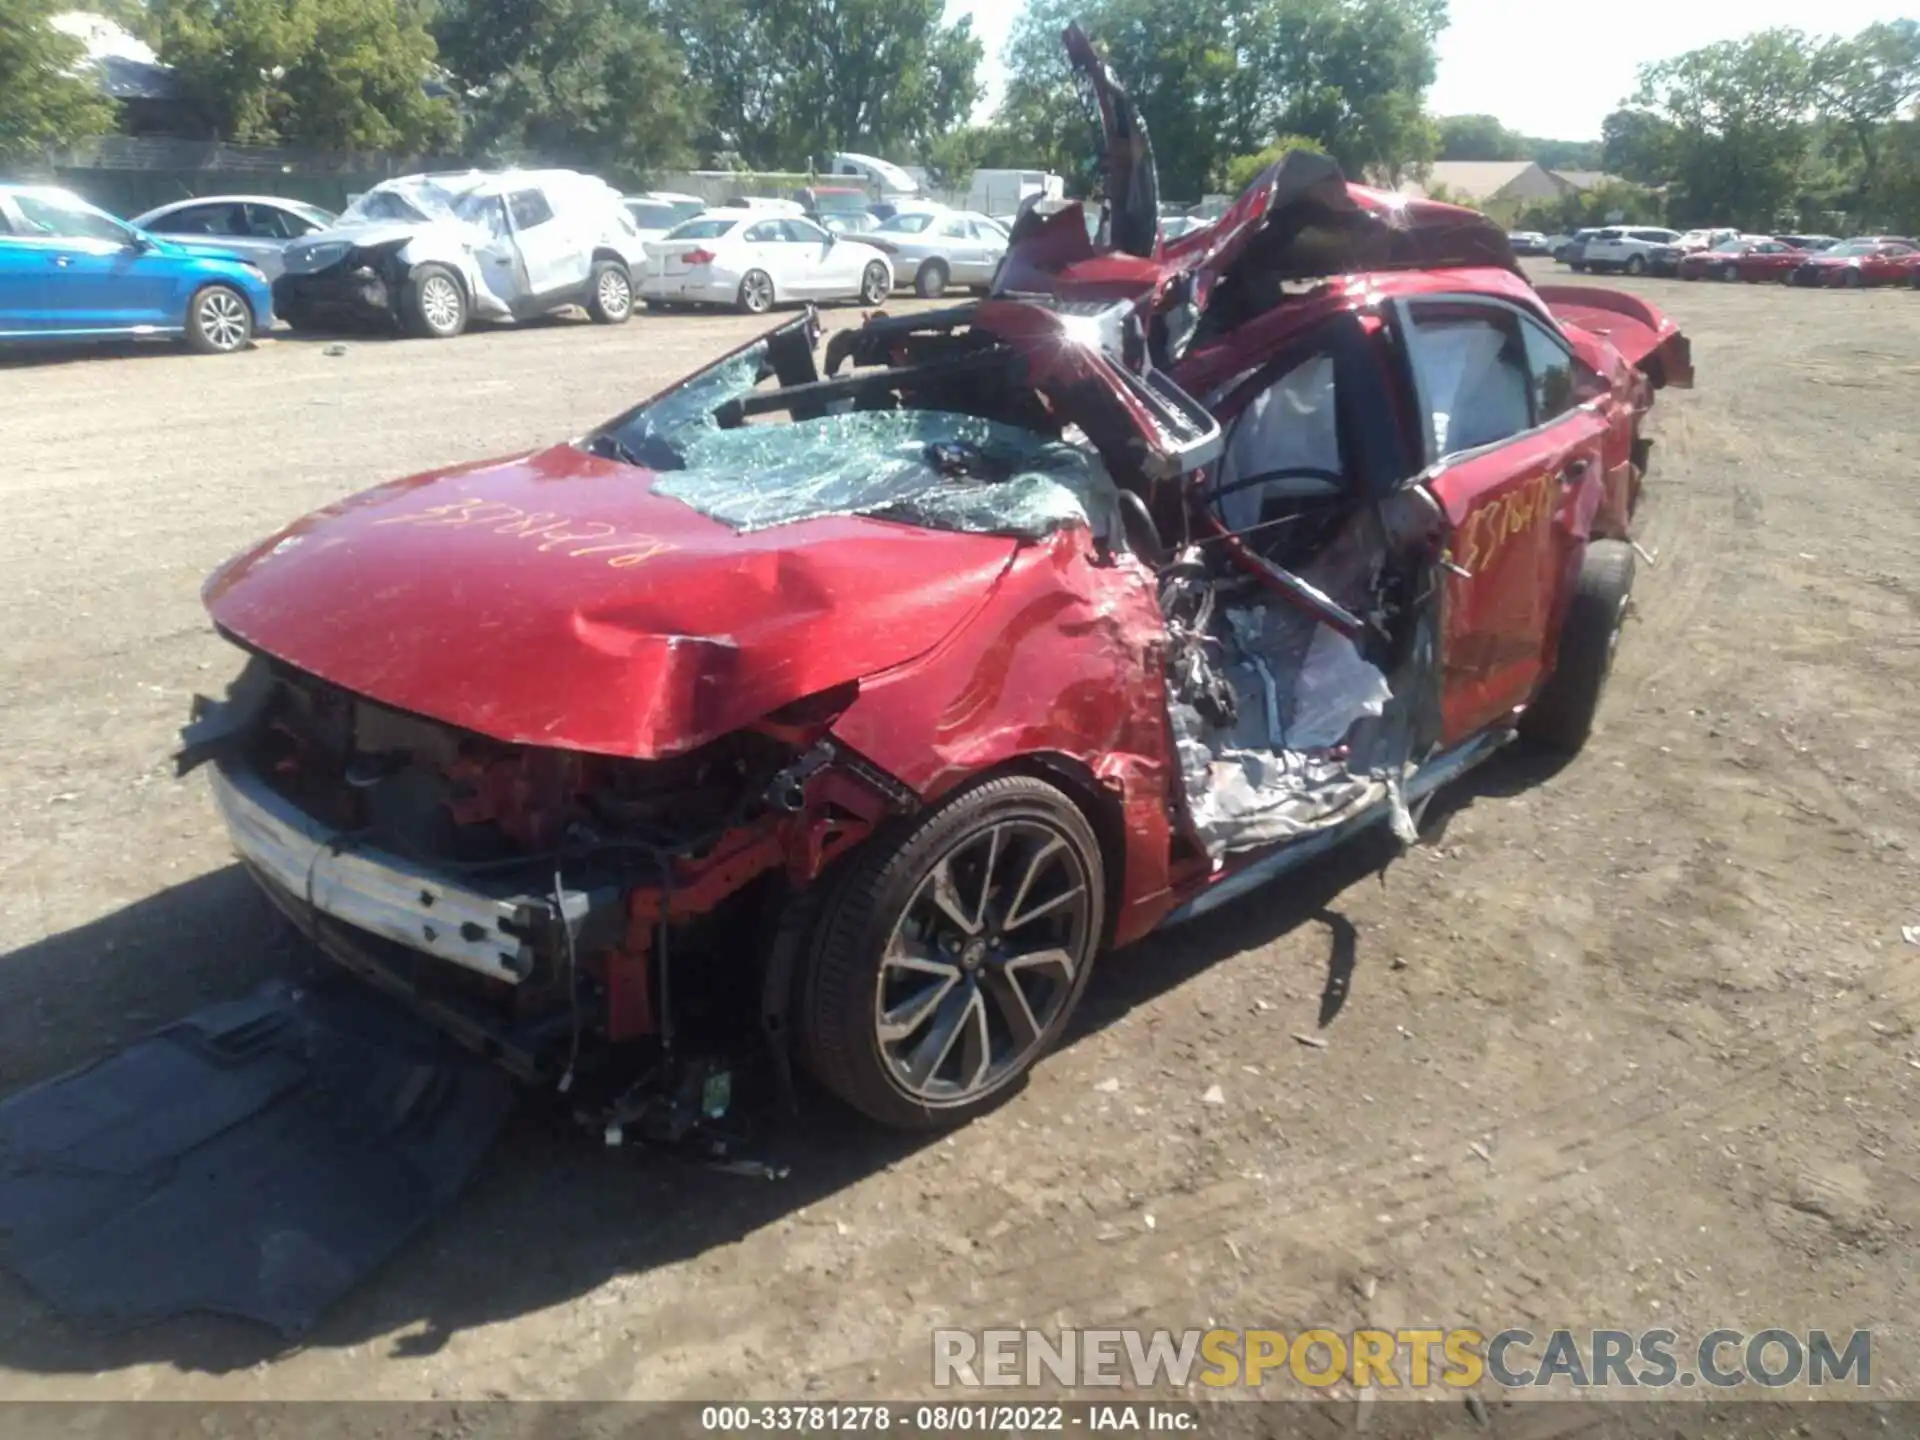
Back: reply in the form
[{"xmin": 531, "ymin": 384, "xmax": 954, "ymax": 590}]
[
  {"xmin": 1577, "ymin": 226, "xmax": 1682, "ymax": 277},
  {"xmin": 276, "ymin": 169, "xmax": 649, "ymax": 338}
]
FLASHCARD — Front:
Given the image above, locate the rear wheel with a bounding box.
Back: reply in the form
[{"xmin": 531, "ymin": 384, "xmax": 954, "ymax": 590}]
[
  {"xmin": 801, "ymin": 775, "xmax": 1104, "ymax": 1130},
  {"xmin": 736, "ymin": 268, "xmax": 775, "ymax": 314},
  {"xmin": 1570, "ymin": 262, "xmax": 1588, "ymax": 273},
  {"xmin": 914, "ymin": 258, "xmax": 949, "ymax": 299},
  {"xmin": 1519, "ymin": 539, "xmax": 1636, "ymax": 755},
  {"xmin": 1715, "ymin": 263, "xmax": 1736, "ymax": 282},
  {"xmin": 184, "ymin": 285, "xmax": 253, "ymax": 354},
  {"xmin": 402, "ymin": 264, "xmax": 467, "ymax": 338},
  {"xmin": 586, "ymin": 259, "xmax": 633, "ymax": 323}
]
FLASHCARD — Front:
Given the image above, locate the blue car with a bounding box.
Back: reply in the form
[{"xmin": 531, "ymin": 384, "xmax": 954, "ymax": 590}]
[{"xmin": 0, "ymin": 183, "xmax": 274, "ymax": 354}]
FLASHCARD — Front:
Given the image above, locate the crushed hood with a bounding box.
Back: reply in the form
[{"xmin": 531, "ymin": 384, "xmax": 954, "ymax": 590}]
[{"xmin": 204, "ymin": 445, "xmax": 1018, "ymax": 758}]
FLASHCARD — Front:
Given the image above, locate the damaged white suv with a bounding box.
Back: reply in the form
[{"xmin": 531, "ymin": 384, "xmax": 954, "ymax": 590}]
[{"xmin": 273, "ymin": 169, "xmax": 648, "ymax": 339}]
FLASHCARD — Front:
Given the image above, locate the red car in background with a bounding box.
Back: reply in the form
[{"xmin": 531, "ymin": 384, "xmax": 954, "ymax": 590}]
[
  {"xmin": 1787, "ymin": 237, "xmax": 1920, "ymax": 287},
  {"xmin": 176, "ymin": 26, "xmax": 1694, "ymax": 1145},
  {"xmin": 1678, "ymin": 236, "xmax": 1806, "ymax": 283}
]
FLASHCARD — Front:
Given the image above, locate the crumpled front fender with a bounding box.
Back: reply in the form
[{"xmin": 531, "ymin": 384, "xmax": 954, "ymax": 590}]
[{"xmin": 829, "ymin": 530, "xmax": 1178, "ymax": 945}]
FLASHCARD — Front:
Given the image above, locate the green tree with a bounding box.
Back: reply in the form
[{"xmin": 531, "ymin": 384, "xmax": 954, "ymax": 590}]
[
  {"xmin": 152, "ymin": 0, "xmax": 456, "ymax": 151},
  {"xmin": 1437, "ymin": 113, "xmax": 1523, "ymax": 160},
  {"xmin": 997, "ymin": 0, "xmax": 1446, "ymax": 201},
  {"xmin": 1811, "ymin": 20, "xmax": 1920, "ymax": 217},
  {"xmin": 1599, "ymin": 105, "xmax": 1676, "ymax": 184},
  {"xmin": 1218, "ymin": 132, "xmax": 1325, "ymax": 193},
  {"xmin": 0, "ymin": 0, "xmax": 117, "ymax": 164},
  {"xmin": 1631, "ymin": 28, "xmax": 1814, "ymax": 228},
  {"xmin": 1524, "ymin": 136, "xmax": 1603, "ymax": 171},
  {"xmin": 670, "ymin": 0, "xmax": 981, "ymax": 172},
  {"xmin": 435, "ymin": 0, "xmax": 695, "ymax": 179}
]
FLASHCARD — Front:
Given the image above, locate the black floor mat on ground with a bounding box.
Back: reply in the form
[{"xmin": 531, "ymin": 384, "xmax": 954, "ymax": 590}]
[{"xmin": 0, "ymin": 980, "xmax": 515, "ymax": 1336}]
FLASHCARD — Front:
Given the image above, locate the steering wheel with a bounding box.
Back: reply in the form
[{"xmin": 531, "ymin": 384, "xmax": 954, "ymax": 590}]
[{"xmin": 1208, "ymin": 466, "xmax": 1346, "ymax": 504}]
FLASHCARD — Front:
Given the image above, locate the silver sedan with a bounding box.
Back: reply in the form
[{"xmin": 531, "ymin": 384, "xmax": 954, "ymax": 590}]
[
  {"xmin": 865, "ymin": 209, "xmax": 1008, "ymax": 297},
  {"xmin": 129, "ymin": 195, "xmax": 338, "ymax": 282}
]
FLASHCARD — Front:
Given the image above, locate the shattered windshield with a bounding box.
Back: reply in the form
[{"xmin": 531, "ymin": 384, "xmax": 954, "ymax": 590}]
[
  {"xmin": 341, "ymin": 177, "xmax": 496, "ymax": 233},
  {"xmin": 342, "ymin": 189, "xmax": 432, "ymax": 224},
  {"xmin": 591, "ymin": 341, "xmax": 1120, "ymax": 543}
]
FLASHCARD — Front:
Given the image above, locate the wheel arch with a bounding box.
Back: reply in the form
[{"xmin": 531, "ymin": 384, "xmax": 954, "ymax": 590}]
[
  {"xmin": 406, "ymin": 257, "xmax": 470, "ymax": 304},
  {"xmin": 967, "ymin": 752, "xmax": 1129, "ymax": 951},
  {"xmin": 590, "ymin": 246, "xmax": 631, "ymax": 272}
]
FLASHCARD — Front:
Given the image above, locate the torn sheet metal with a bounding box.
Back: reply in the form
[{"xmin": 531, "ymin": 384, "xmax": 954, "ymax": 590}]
[
  {"xmin": 0, "ymin": 981, "xmax": 513, "ymax": 1336},
  {"xmin": 1171, "ymin": 604, "xmax": 1393, "ymax": 859},
  {"xmin": 654, "ymin": 409, "xmax": 1122, "ymax": 543}
]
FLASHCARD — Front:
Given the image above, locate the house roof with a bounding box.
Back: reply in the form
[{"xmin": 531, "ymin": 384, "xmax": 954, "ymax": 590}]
[
  {"xmin": 52, "ymin": 12, "xmax": 179, "ymax": 100},
  {"xmin": 1551, "ymin": 170, "xmax": 1621, "ymax": 191},
  {"xmin": 1403, "ymin": 162, "xmax": 1551, "ymax": 202}
]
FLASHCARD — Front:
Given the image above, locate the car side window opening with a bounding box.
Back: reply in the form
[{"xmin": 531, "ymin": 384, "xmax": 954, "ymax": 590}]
[
  {"xmin": 248, "ymin": 204, "xmax": 316, "ymax": 239},
  {"xmin": 743, "ymin": 221, "xmax": 782, "ymax": 242},
  {"xmin": 1518, "ymin": 317, "xmax": 1581, "ymax": 424},
  {"xmin": 159, "ymin": 205, "xmax": 228, "ymax": 235},
  {"xmin": 12, "ymin": 194, "xmax": 129, "ymax": 245},
  {"xmin": 1407, "ymin": 307, "xmax": 1534, "ymax": 458},
  {"xmin": 507, "ymin": 189, "xmax": 554, "ymax": 231},
  {"xmin": 1213, "ymin": 353, "xmax": 1345, "ymax": 534},
  {"xmin": 784, "ymin": 218, "xmax": 828, "ymax": 243}
]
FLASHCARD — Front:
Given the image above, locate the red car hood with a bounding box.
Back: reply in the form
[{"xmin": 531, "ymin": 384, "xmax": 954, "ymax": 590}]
[{"xmin": 205, "ymin": 444, "xmax": 1017, "ymax": 758}]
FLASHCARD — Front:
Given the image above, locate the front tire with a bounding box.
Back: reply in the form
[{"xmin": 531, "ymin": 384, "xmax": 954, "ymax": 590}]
[
  {"xmin": 586, "ymin": 259, "xmax": 633, "ymax": 324},
  {"xmin": 184, "ymin": 284, "xmax": 253, "ymax": 354},
  {"xmin": 1842, "ymin": 268, "xmax": 1864, "ymax": 289},
  {"xmin": 801, "ymin": 775, "xmax": 1105, "ymax": 1130},
  {"xmin": 1520, "ymin": 540, "xmax": 1637, "ymax": 755},
  {"xmin": 1625, "ymin": 254, "xmax": 1647, "ymax": 276},
  {"xmin": 402, "ymin": 264, "xmax": 467, "ymax": 338},
  {"xmin": 859, "ymin": 260, "xmax": 890, "ymax": 306},
  {"xmin": 1570, "ymin": 262, "xmax": 1588, "ymax": 273},
  {"xmin": 914, "ymin": 259, "xmax": 950, "ymax": 299}
]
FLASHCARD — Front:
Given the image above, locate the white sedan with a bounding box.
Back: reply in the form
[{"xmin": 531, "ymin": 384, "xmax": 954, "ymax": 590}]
[{"xmin": 639, "ymin": 213, "xmax": 893, "ymax": 314}]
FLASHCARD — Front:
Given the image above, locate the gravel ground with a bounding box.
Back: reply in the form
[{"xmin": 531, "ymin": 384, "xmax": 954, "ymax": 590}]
[{"xmin": 1, "ymin": 267, "xmax": 1916, "ymax": 1414}]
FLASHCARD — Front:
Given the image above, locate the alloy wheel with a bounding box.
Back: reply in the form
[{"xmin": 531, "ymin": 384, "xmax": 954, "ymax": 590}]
[
  {"xmin": 198, "ymin": 290, "xmax": 249, "ymax": 351},
  {"xmin": 597, "ymin": 268, "xmax": 632, "ymax": 318},
  {"xmin": 861, "ymin": 262, "xmax": 889, "ymax": 305},
  {"xmin": 742, "ymin": 271, "xmax": 774, "ymax": 313},
  {"xmin": 421, "ymin": 275, "xmax": 463, "ymax": 334},
  {"xmin": 874, "ymin": 819, "xmax": 1093, "ymax": 1104}
]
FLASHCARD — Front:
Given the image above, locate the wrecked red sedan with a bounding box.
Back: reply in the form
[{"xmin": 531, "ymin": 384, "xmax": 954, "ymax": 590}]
[{"xmin": 180, "ymin": 28, "xmax": 1693, "ymax": 1145}]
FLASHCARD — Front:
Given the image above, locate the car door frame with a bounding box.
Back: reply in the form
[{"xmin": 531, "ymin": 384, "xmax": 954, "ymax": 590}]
[
  {"xmin": 782, "ymin": 216, "xmax": 847, "ymax": 296},
  {"xmin": 1382, "ymin": 292, "xmax": 1613, "ymax": 745},
  {"xmin": 504, "ymin": 184, "xmax": 588, "ymax": 306}
]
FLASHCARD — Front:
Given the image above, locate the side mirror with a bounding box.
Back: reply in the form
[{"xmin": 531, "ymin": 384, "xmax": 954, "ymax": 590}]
[{"xmin": 124, "ymin": 231, "xmax": 152, "ymax": 253}]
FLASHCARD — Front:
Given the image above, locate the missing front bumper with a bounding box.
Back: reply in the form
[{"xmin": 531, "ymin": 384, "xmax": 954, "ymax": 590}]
[{"xmin": 209, "ymin": 758, "xmax": 611, "ymax": 987}]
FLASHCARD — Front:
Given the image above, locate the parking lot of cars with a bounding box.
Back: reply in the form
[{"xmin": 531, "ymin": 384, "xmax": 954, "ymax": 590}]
[
  {"xmin": 2, "ymin": 30, "xmax": 1918, "ymax": 1390},
  {"xmin": 4, "ymin": 257, "xmax": 1919, "ymax": 1402}
]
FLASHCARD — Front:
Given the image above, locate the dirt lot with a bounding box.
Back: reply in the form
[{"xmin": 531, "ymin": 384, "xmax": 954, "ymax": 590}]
[{"xmin": 1, "ymin": 266, "xmax": 1917, "ymax": 1412}]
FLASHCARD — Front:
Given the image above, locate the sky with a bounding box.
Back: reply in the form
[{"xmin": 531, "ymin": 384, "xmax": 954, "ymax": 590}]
[{"xmin": 947, "ymin": 0, "xmax": 1906, "ymax": 140}]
